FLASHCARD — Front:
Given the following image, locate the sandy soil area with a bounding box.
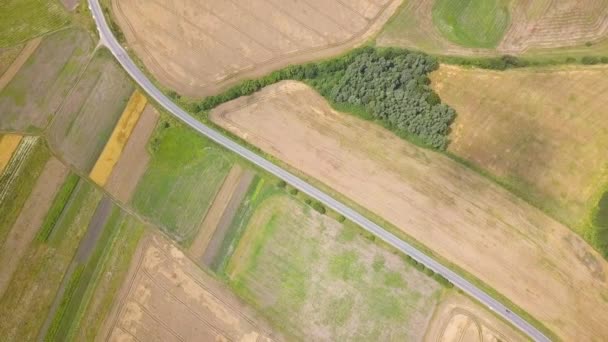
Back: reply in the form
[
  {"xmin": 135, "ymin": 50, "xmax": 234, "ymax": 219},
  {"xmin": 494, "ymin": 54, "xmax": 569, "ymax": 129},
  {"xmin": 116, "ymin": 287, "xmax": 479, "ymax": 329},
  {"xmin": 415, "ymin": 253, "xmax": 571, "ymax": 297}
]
[
  {"xmin": 425, "ymin": 294, "xmax": 525, "ymax": 342},
  {"xmin": 0, "ymin": 37, "xmax": 41, "ymax": 92},
  {"xmin": 112, "ymin": 0, "xmax": 401, "ymax": 97},
  {"xmin": 105, "ymin": 105, "xmax": 159, "ymax": 203},
  {"xmin": 0, "ymin": 157, "xmax": 68, "ymax": 297},
  {"xmin": 90, "ymin": 91, "xmax": 147, "ymax": 187},
  {"xmin": 211, "ymin": 81, "xmax": 608, "ymax": 341},
  {"xmin": 100, "ymin": 233, "xmax": 281, "ymax": 342},
  {"xmin": 0, "ymin": 134, "xmax": 22, "ymax": 174},
  {"xmin": 432, "ymin": 64, "xmax": 608, "ymax": 229}
]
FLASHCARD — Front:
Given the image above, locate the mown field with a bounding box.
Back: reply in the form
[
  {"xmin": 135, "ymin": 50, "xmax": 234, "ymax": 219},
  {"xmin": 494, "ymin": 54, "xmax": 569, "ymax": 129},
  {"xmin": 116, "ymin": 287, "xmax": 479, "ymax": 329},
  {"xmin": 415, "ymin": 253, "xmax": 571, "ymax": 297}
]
[
  {"xmin": 48, "ymin": 48, "xmax": 133, "ymax": 172},
  {"xmin": 377, "ymin": 0, "xmax": 608, "ymax": 58},
  {"xmin": 132, "ymin": 116, "xmax": 234, "ymax": 244},
  {"xmin": 218, "ymin": 180, "xmax": 444, "ymax": 341},
  {"xmin": 431, "ymin": 64, "xmax": 608, "ymax": 255},
  {"xmin": 0, "ymin": 0, "xmax": 70, "ymax": 47},
  {"xmin": 432, "ymin": 0, "xmax": 510, "ymax": 48},
  {"xmin": 0, "ymin": 28, "xmax": 93, "ymax": 132}
]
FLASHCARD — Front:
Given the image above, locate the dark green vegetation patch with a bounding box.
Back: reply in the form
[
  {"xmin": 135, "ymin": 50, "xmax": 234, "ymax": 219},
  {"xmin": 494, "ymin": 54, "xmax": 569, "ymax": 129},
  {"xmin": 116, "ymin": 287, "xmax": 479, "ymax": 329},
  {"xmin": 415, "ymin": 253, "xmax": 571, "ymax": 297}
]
[
  {"xmin": 195, "ymin": 47, "xmax": 456, "ymax": 150},
  {"xmin": 593, "ymin": 192, "xmax": 608, "ymax": 257}
]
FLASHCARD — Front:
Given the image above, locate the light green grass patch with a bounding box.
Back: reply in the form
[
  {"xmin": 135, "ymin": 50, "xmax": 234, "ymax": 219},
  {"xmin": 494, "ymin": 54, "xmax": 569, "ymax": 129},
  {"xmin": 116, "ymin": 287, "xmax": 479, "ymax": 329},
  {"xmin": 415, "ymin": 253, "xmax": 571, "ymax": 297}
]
[
  {"xmin": 226, "ymin": 193, "xmax": 441, "ymax": 340},
  {"xmin": 0, "ymin": 0, "xmax": 70, "ymax": 47},
  {"xmin": 132, "ymin": 117, "xmax": 234, "ymax": 244},
  {"xmin": 432, "ymin": 0, "xmax": 510, "ymax": 48}
]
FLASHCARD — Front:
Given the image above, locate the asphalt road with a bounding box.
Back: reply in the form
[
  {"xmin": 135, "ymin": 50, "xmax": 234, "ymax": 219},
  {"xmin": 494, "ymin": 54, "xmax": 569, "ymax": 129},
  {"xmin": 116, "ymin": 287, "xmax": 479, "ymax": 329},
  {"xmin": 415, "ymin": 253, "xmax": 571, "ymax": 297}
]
[{"xmin": 88, "ymin": 1, "xmax": 551, "ymax": 341}]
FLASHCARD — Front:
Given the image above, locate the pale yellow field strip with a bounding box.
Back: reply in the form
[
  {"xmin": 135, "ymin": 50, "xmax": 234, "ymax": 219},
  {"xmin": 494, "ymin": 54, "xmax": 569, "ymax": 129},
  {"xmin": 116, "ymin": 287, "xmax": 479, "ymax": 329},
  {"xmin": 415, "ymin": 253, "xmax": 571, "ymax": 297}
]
[
  {"xmin": 0, "ymin": 134, "xmax": 23, "ymax": 175},
  {"xmin": 90, "ymin": 90, "xmax": 147, "ymax": 186},
  {"xmin": 0, "ymin": 37, "xmax": 42, "ymax": 92}
]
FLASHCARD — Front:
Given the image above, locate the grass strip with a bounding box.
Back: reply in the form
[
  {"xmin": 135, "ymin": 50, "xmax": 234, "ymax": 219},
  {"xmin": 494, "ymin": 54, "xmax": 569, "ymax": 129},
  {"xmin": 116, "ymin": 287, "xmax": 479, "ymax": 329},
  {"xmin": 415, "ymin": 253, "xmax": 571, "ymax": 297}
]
[
  {"xmin": 44, "ymin": 264, "xmax": 84, "ymax": 341},
  {"xmin": 36, "ymin": 173, "xmax": 79, "ymax": 242},
  {"xmin": 44, "ymin": 205, "xmax": 124, "ymax": 341}
]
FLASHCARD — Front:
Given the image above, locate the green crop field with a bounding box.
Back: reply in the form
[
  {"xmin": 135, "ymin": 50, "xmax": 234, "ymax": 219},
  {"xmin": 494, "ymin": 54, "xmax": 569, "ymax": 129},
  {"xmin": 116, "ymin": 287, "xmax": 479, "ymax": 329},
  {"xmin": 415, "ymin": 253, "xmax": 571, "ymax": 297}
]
[
  {"xmin": 0, "ymin": 181, "xmax": 101, "ymax": 341},
  {"xmin": 224, "ymin": 193, "xmax": 442, "ymax": 341},
  {"xmin": 432, "ymin": 0, "xmax": 510, "ymax": 48},
  {"xmin": 0, "ymin": 28, "xmax": 93, "ymax": 132},
  {"xmin": 0, "ymin": 0, "xmax": 70, "ymax": 47},
  {"xmin": 132, "ymin": 117, "xmax": 234, "ymax": 244}
]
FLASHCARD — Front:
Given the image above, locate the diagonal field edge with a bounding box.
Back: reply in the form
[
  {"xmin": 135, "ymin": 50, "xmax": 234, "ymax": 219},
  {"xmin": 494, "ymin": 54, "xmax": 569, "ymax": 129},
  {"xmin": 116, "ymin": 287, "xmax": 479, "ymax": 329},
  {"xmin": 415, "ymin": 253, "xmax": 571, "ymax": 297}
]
[{"xmin": 87, "ymin": 1, "xmax": 551, "ymax": 341}]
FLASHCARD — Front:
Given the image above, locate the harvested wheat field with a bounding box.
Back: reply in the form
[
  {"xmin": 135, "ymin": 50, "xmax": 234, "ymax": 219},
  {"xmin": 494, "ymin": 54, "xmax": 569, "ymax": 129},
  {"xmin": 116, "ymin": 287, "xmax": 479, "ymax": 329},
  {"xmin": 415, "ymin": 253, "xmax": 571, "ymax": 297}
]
[
  {"xmin": 105, "ymin": 105, "xmax": 159, "ymax": 203},
  {"xmin": 112, "ymin": 0, "xmax": 401, "ymax": 97},
  {"xmin": 0, "ymin": 134, "xmax": 22, "ymax": 174},
  {"xmin": 90, "ymin": 90, "xmax": 147, "ymax": 186},
  {"xmin": 425, "ymin": 294, "xmax": 525, "ymax": 342},
  {"xmin": 431, "ymin": 64, "xmax": 608, "ymax": 232},
  {"xmin": 211, "ymin": 81, "xmax": 608, "ymax": 341},
  {"xmin": 377, "ymin": 0, "xmax": 608, "ymax": 56},
  {"xmin": 100, "ymin": 233, "xmax": 281, "ymax": 342}
]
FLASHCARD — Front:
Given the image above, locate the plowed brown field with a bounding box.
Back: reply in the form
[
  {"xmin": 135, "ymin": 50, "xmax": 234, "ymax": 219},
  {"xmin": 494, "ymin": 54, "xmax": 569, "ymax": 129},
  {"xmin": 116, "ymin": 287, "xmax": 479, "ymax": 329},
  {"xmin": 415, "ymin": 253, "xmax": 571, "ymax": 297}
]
[
  {"xmin": 112, "ymin": 0, "xmax": 401, "ymax": 97},
  {"xmin": 210, "ymin": 81, "xmax": 608, "ymax": 341}
]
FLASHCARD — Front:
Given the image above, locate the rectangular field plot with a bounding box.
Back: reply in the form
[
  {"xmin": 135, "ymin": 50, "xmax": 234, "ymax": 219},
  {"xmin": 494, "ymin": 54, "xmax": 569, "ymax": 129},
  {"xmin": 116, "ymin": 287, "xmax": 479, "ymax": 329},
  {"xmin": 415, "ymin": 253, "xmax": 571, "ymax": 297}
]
[
  {"xmin": 131, "ymin": 119, "xmax": 234, "ymax": 244},
  {"xmin": 100, "ymin": 234, "xmax": 280, "ymax": 342},
  {"xmin": 432, "ymin": 65, "xmax": 608, "ymax": 231},
  {"xmin": 0, "ymin": 181, "xmax": 102, "ymax": 341},
  {"xmin": 0, "ymin": 28, "xmax": 93, "ymax": 131},
  {"xmin": 48, "ymin": 49, "xmax": 134, "ymax": 172},
  {"xmin": 224, "ymin": 194, "xmax": 441, "ymax": 341}
]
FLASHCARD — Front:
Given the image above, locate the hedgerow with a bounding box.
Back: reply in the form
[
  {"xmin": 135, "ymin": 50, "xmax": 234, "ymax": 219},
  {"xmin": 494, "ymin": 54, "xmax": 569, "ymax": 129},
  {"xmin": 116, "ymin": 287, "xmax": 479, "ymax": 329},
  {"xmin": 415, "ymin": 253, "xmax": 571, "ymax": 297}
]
[{"xmin": 195, "ymin": 47, "xmax": 456, "ymax": 150}]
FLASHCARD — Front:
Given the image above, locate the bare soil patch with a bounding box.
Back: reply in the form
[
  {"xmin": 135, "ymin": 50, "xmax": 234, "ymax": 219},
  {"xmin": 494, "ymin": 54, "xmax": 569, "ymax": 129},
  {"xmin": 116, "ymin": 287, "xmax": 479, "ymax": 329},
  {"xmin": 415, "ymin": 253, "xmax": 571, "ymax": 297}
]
[
  {"xmin": 105, "ymin": 105, "xmax": 159, "ymax": 203},
  {"xmin": 100, "ymin": 233, "xmax": 281, "ymax": 342},
  {"xmin": 0, "ymin": 37, "xmax": 41, "ymax": 92},
  {"xmin": 211, "ymin": 80, "xmax": 608, "ymax": 341},
  {"xmin": 0, "ymin": 157, "xmax": 68, "ymax": 297},
  {"xmin": 425, "ymin": 293, "xmax": 525, "ymax": 342},
  {"xmin": 201, "ymin": 168, "xmax": 254, "ymax": 267},
  {"xmin": 432, "ymin": 64, "xmax": 608, "ymax": 231},
  {"xmin": 112, "ymin": 0, "xmax": 401, "ymax": 97},
  {"xmin": 189, "ymin": 165, "xmax": 244, "ymax": 260}
]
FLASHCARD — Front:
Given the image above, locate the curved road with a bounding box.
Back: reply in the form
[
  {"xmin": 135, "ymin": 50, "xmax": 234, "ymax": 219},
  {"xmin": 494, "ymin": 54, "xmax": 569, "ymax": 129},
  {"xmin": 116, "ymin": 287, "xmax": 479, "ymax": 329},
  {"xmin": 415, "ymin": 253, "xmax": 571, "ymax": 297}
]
[{"xmin": 88, "ymin": 2, "xmax": 550, "ymax": 341}]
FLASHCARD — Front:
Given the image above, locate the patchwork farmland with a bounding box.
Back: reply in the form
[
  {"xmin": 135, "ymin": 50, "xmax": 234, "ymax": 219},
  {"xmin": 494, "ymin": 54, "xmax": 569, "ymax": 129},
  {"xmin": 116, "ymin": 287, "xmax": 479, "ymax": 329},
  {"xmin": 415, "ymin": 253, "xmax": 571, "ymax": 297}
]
[
  {"xmin": 431, "ymin": 64, "xmax": 608, "ymax": 239},
  {"xmin": 377, "ymin": 0, "xmax": 608, "ymax": 57},
  {"xmin": 111, "ymin": 0, "xmax": 402, "ymax": 97},
  {"xmin": 211, "ymin": 80, "xmax": 608, "ymax": 341}
]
